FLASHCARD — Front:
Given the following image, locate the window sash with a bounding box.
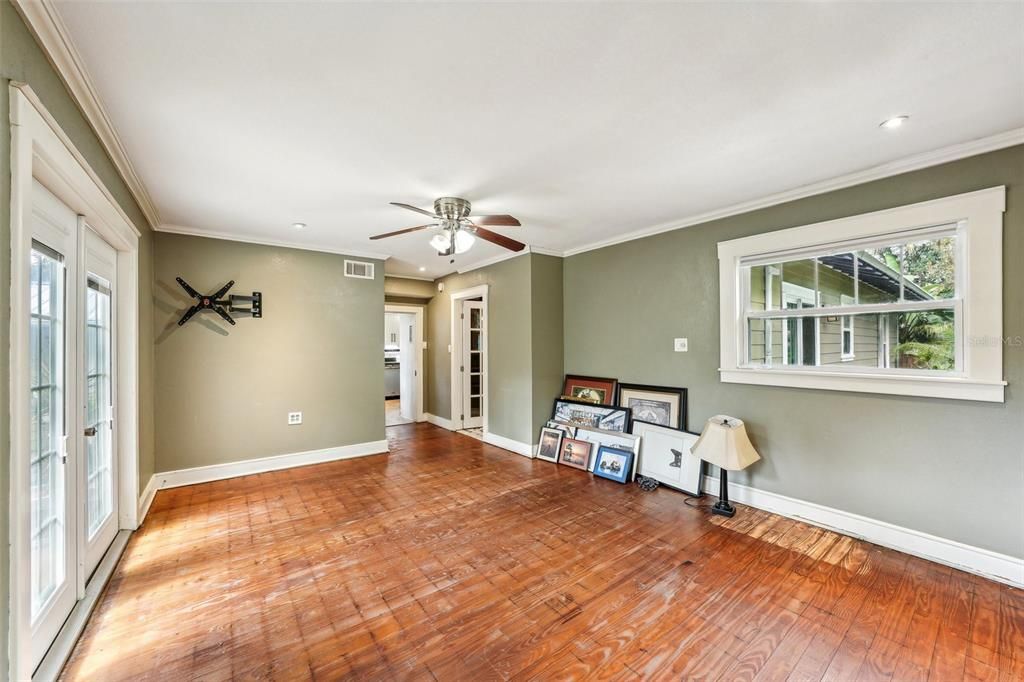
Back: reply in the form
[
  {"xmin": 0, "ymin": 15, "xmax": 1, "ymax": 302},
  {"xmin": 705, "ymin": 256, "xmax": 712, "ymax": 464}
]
[
  {"xmin": 746, "ymin": 298, "xmax": 957, "ymax": 320},
  {"xmin": 738, "ymin": 222, "xmax": 958, "ymax": 268}
]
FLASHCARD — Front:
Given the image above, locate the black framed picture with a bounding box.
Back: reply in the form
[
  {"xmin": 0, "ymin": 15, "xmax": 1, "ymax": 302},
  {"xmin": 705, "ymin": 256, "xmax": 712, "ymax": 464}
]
[
  {"xmin": 615, "ymin": 383, "xmax": 688, "ymax": 431},
  {"xmin": 551, "ymin": 398, "xmax": 631, "ymax": 433}
]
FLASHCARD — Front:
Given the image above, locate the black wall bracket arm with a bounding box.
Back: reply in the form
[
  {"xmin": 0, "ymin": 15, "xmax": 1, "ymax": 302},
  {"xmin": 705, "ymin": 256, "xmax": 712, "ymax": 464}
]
[{"xmin": 175, "ymin": 277, "xmax": 262, "ymax": 326}]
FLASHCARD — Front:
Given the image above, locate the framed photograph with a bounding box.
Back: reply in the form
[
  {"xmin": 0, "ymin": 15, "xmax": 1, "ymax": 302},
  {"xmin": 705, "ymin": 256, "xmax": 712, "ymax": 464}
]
[
  {"xmin": 552, "ymin": 399, "xmax": 631, "ymax": 433},
  {"xmin": 546, "ymin": 420, "xmax": 577, "ymax": 439},
  {"xmin": 536, "ymin": 427, "xmax": 564, "ymax": 463},
  {"xmin": 562, "ymin": 375, "xmax": 618, "ymax": 406},
  {"xmin": 573, "ymin": 427, "xmax": 640, "ymax": 473},
  {"xmin": 616, "ymin": 383, "xmax": 688, "ymax": 430},
  {"xmin": 631, "ymin": 421, "xmax": 703, "ymax": 496},
  {"xmin": 593, "ymin": 446, "xmax": 634, "ymax": 484},
  {"xmin": 558, "ymin": 438, "xmax": 593, "ymax": 471}
]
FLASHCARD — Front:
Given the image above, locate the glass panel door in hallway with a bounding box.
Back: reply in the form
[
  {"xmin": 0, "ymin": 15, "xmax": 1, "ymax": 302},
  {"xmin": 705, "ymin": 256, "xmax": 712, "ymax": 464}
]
[
  {"xmin": 28, "ymin": 182, "xmax": 79, "ymax": 671},
  {"xmin": 462, "ymin": 300, "xmax": 485, "ymax": 429},
  {"xmin": 82, "ymin": 227, "xmax": 118, "ymax": 577}
]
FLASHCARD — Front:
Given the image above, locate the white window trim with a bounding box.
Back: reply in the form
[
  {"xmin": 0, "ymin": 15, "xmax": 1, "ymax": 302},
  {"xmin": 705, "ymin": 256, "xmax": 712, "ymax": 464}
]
[
  {"xmin": 718, "ymin": 187, "xmax": 1006, "ymax": 403},
  {"xmin": 840, "ymin": 294, "xmax": 855, "ymax": 361}
]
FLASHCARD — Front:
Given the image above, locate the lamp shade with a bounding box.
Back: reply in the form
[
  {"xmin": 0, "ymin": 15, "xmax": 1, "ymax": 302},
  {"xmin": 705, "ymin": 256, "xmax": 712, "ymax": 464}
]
[{"xmin": 690, "ymin": 415, "xmax": 761, "ymax": 472}]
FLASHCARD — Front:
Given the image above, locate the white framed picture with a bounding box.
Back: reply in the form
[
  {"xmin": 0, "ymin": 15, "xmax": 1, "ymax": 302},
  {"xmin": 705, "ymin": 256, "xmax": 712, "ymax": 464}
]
[
  {"xmin": 631, "ymin": 422, "xmax": 703, "ymax": 496},
  {"xmin": 573, "ymin": 427, "xmax": 640, "ymax": 474}
]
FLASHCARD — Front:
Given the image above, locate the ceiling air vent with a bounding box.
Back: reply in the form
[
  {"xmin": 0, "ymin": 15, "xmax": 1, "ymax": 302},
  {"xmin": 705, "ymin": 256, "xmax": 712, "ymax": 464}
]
[{"xmin": 344, "ymin": 260, "xmax": 374, "ymax": 280}]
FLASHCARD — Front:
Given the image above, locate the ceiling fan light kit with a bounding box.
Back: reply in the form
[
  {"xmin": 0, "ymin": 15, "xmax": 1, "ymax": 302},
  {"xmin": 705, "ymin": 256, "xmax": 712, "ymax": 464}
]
[{"xmin": 373, "ymin": 196, "xmax": 526, "ymax": 257}]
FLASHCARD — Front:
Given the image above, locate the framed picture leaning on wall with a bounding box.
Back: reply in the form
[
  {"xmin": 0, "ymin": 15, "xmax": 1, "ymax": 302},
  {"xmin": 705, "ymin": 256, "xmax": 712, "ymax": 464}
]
[
  {"xmin": 615, "ymin": 383, "xmax": 688, "ymax": 430},
  {"xmin": 562, "ymin": 375, "xmax": 618, "ymax": 405},
  {"xmin": 631, "ymin": 421, "xmax": 703, "ymax": 496},
  {"xmin": 537, "ymin": 427, "xmax": 564, "ymax": 463},
  {"xmin": 593, "ymin": 446, "xmax": 635, "ymax": 484},
  {"xmin": 552, "ymin": 399, "xmax": 631, "ymax": 433},
  {"xmin": 572, "ymin": 427, "xmax": 640, "ymax": 474},
  {"xmin": 558, "ymin": 438, "xmax": 593, "ymax": 471}
]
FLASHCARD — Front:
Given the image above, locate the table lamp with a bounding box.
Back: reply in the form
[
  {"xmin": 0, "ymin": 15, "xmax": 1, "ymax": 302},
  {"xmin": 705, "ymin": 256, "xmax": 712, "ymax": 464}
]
[{"xmin": 691, "ymin": 415, "xmax": 761, "ymax": 517}]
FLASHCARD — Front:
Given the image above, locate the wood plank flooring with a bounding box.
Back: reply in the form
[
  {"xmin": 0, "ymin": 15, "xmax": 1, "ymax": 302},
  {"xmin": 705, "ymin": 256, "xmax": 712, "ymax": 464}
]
[{"xmin": 61, "ymin": 424, "xmax": 1024, "ymax": 680}]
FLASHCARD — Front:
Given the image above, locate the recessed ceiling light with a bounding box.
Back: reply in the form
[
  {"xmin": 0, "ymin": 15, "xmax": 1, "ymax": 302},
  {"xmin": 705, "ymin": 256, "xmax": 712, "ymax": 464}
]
[
  {"xmin": 292, "ymin": 222, "xmax": 306, "ymax": 230},
  {"xmin": 418, "ymin": 266, "xmax": 426, "ymax": 272},
  {"xmin": 879, "ymin": 115, "xmax": 909, "ymax": 130}
]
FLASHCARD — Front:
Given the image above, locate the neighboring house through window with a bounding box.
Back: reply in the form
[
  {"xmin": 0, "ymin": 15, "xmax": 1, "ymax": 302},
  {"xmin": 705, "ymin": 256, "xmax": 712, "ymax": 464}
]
[{"xmin": 720, "ymin": 188, "xmax": 1006, "ymax": 402}]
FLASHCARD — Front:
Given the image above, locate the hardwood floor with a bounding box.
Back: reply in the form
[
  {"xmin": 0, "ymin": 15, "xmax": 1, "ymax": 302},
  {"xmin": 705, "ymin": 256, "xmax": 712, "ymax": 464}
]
[
  {"xmin": 385, "ymin": 398, "xmax": 412, "ymax": 426},
  {"xmin": 62, "ymin": 424, "xmax": 1023, "ymax": 681}
]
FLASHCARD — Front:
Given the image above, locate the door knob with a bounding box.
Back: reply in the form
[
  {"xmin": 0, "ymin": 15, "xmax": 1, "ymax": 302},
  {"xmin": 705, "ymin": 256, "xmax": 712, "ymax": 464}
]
[{"xmin": 84, "ymin": 426, "xmax": 97, "ymax": 437}]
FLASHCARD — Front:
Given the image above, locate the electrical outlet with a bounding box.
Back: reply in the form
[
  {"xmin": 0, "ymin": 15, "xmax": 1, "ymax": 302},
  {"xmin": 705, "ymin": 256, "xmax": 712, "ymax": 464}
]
[
  {"xmin": 287, "ymin": 412, "xmax": 302, "ymax": 425},
  {"xmin": 674, "ymin": 338, "xmax": 688, "ymax": 352}
]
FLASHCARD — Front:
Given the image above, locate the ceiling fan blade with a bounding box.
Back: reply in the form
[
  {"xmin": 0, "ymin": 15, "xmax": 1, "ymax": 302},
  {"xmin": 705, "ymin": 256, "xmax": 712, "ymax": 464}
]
[
  {"xmin": 469, "ymin": 214, "xmax": 521, "ymax": 227},
  {"xmin": 390, "ymin": 202, "xmax": 439, "ymax": 219},
  {"xmin": 369, "ymin": 224, "xmax": 436, "ymax": 240},
  {"xmin": 467, "ymin": 225, "xmax": 527, "ymax": 252}
]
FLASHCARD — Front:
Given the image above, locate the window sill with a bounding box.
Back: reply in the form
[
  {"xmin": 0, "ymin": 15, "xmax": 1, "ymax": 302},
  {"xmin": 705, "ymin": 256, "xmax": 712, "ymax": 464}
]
[{"xmin": 719, "ymin": 368, "xmax": 1005, "ymax": 403}]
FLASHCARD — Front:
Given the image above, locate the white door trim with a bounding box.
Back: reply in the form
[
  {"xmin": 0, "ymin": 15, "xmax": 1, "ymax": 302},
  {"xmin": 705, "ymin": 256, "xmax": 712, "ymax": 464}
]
[
  {"xmin": 449, "ymin": 285, "xmax": 489, "ymax": 433},
  {"xmin": 384, "ymin": 304, "xmax": 425, "ymax": 424},
  {"xmin": 9, "ymin": 83, "xmax": 142, "ymax": 682}
]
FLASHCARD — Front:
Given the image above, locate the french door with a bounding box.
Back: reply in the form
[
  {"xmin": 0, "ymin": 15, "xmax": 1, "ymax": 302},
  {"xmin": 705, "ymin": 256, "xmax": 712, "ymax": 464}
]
[
  {"xmin": 461, "ymin": 300, "xmax": 485, "ymax": 429},
  {"xmin": 28, "ymin": 181, "xmax": 119, "ymax": 671}
]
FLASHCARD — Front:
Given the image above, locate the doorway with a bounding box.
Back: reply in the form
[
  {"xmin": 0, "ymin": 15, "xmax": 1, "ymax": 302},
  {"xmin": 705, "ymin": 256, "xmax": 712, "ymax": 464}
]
[
  {"xmin": 9, "ymin": 85, "xmax": 142, "ymax": 681},
  {"xmin": 384, "ymin": 304, "xmax": 424, "ymax": 427},
  {"xmin": 26, "ymin": 182, "xmax": 121, "ymax": 672},
  {"xmin": 449, "ymin": 285, "xmax": 488, "ymax": 435}
]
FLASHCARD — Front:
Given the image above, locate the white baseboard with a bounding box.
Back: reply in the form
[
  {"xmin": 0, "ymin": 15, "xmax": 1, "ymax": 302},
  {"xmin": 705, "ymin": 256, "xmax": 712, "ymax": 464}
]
[
  {"xmin": 154, "ymin": 440, "xmax": 390, "ymax": 490},
  {"xmin": 425, "ymin": 413, "xmax": 455, "ymax": 430},
  {"xmin": 702, "ymin": 474, "xmax": 1024, "ymax": 589},
  {"xmin": 137, "ymin": 474, "xmax": 157, "ymax": 526},
  {"xmin": 482, "ymin": 431, "xmax": 535, "ymax": 458}
]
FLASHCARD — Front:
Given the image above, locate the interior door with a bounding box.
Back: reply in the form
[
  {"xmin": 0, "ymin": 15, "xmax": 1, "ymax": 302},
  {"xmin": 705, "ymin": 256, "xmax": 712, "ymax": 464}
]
[
  {"xmin": 461, "ymin": 300, "xmax": 484, "ymax": 429},
  {"xmin": 398, "ymin": 314, "xmax": 416, "ymax": 420},
  {"xmin": 29, "ymin": 182, "xmax": 79, "ymax": 671},
  {"xmin": 81, "ymin": 228, "xmax": 119, "ymax": 578}
]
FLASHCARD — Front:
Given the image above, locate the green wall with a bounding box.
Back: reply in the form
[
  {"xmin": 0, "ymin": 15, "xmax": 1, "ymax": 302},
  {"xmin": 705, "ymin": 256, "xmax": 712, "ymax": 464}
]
[
  {"xmin": 426, "ymin": 253, "xmax": 565, "ymax": 445},
  {"xmin": 427, "ymin": 255, "xmax": 534, "ymax": 442},
  {"xmin": 564, "ymin": 145, "xmax": 1024, "ymax": 559},
  {"xmin": 530, "ymin": 254, "xmax": 564, "ymax": 436},
  {"xmin": 153, "ymin": 233, "xmax": 385, "ymax": 471},
  {"xmin": 1, "ymin": 2, "xmax": 156, "ymax": 675}
]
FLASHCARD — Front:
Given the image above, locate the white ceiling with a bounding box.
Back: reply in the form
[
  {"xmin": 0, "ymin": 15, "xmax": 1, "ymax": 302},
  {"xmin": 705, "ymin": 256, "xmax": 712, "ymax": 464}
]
[{"xmin": 53, "ymin": 1, "xmax": 1024, "ymax": 279}]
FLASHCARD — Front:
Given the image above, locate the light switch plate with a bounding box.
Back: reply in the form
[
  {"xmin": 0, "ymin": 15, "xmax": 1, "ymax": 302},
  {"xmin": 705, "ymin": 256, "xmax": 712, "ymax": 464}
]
[
  {"xmin": 674, "ymin": 338, "xmax": 688, "ymax": 352},
  {"xmin": 287, "ymin": 412, "xmax": 302, "ymax": 425}
]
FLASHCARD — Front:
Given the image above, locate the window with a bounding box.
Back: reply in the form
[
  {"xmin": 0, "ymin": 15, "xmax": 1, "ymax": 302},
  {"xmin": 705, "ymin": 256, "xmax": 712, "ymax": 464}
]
[
  {"xmin": 719, "ymin": 188, "xmax": 1006, "ymax": 402},
  {"xmin": 840, "ymin": 315, "xmax": 854, "ymax": 360}
]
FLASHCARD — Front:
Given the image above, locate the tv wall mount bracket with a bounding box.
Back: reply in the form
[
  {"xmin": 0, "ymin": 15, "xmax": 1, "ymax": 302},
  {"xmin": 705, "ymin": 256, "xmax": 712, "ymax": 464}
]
[{"xmin": 176, "ymin": 277, "xmax": 262, "ymax": 326}]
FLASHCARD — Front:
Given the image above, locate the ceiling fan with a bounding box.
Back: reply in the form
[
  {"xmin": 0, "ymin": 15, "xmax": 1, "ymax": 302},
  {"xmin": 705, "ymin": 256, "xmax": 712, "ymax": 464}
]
[{"xmin": 370, "ymin": 197, "xmax": 526, "ymax": 256}]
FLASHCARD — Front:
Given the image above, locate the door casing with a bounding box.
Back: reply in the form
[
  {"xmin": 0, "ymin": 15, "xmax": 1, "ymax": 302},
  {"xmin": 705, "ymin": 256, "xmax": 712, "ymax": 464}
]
[
  {"xmin": 9, "ymin": 83, "xmax": 142, "ymax": 682},
  {"xmin": 448, "ymin": 285, "xmax": 489, "ymax": 433}
]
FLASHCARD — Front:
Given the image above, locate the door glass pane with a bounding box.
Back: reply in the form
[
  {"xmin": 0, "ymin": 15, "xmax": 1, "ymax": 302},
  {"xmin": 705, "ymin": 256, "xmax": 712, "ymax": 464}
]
[
  {"xmin": 470, "ymin": 329, "xmax": 481, "ymax": 351},
  {"xmin": 470, "ymin": 374, "xmax": 481, "ymax": 396},
  {"xmin": 470, "ymin": 307, "xmax": 482, "ymax": 329},
  {"xmin": 470, "ymin": 351, "xmax": 481, "ymax": 374},
  {"xmin": 30, "ymin": 247, "xmax": 66, "ymax": 619},
  {"xmin": 86, "ymin": 281, "xmax": 113, "ymax": 538},
  {"xmin": 470, "ymin": 396, "xmax": 481, "ymax": 418}
]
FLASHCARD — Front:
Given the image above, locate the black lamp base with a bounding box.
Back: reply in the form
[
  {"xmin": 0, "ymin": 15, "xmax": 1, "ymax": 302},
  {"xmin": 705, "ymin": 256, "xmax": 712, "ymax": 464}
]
[{"xmin": 711, "ymin": 469, "xmax": 736, "ymax": 517}]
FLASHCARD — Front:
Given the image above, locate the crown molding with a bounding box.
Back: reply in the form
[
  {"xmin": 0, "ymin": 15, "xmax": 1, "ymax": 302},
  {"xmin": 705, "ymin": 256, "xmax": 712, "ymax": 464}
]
[
  {"xmin": 13, "ymin": 0, "xmax": 161, "ymax": 230},
  {"xmin": 455, "ymin": 246, "xmax": 533, "ymax": 274},
  {"xmin": 385, "ymin": 274, "xmax": 435, "ymax": 282},
  {"xmin": 156, "ymin": 224, "xmax": 392, "ymax": 261},
  {"xmin": 562, "ymin": 127, "xmax": 1024, "ymax": 258}
]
